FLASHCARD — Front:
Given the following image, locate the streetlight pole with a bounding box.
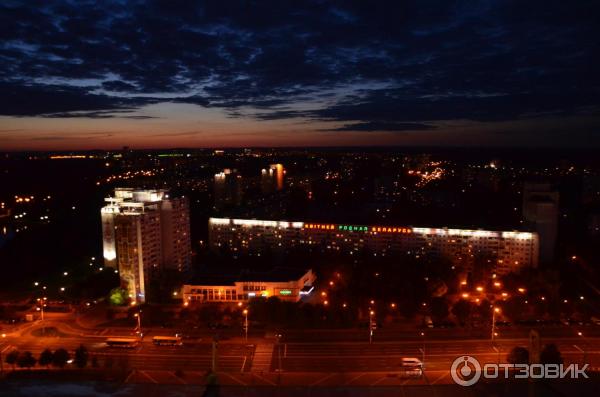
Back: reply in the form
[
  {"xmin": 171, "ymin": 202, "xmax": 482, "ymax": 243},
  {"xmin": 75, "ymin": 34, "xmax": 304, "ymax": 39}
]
[
  {"xmin": 243, "ymin": 309, "xmax": 248, "ymax": 342},
  {"xmin": 1, "ymin": 334, "xmax": 6, "ymax": 375},
  {"xmin": 369, "ymin": 312, "xmax": 373, "ymax": 344},
  {"xmin": 576, "ymin": 332, "xmax": 588, "ymax": 365},
  {"xmin": 420, "ymin": 332, "xmax": 425, "ymax": 370},
  {"xmin": 491, "ymin": 307, "xmax": 500, "ymax": 341},
  {"xmin": 276, "ymin": 332, "xmax": 283, "ymax": 385},
  {"xmin": 212, "ymin": 337, "xmax": 218, "ymax": 373},
  {"xmin": 134, "ymin": 312, "xmax": 142, "ymax": 337}
]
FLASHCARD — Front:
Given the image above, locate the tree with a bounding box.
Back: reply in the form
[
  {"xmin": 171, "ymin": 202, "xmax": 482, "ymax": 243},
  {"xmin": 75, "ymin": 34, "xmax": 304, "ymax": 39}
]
[
  {"xmin": 507, "ymin": 346, "xmax": 529, "ymax": 364},
  {"xmin": 74, "ymin": 345, "xmax": 88, "ymax": 368},
  {"xmin": 104, "ymin": 356, "xmax": 114, "ymax": 369},
  {"xmin": 39, "ymin": 349, "xmax": 53, "ymax": 368},
  {"xmin": 109, "ymin": 287, "xmax": 128, "ymax": 306},
  {"xmin": 5, "ymin": 350, "xmax": 19, "ymax": 370},
  {"xmin": 430, "ymin": 297, "xmax": 449, "ymax": 322},
  {"xmin": 16, "ymin": 351, "xmax": 36, "ymax": 369},
  {"xmin": 52, "ymin": 348, "xmax": 70, "ymax": 368},
  {"xmin": 540, "ymin": 344, "xmax": 563, "ymax": 365},
  {"xmin": 451, "ymin": 300, "xmax": 472, "ymax": 326}
]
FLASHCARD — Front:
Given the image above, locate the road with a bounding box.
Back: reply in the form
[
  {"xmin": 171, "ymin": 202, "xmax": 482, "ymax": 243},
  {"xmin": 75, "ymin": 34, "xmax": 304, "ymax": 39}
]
[
  {"xmin": 273, "ymin": 338, "xmax": 600, "ymax": 372},
  {"xmin": 2, "ymin": 323, "xmax": 254, "ymax": 373},
  {"xmin": 2, "ymin": 318, "xmax": 600, "ymax": 387}
]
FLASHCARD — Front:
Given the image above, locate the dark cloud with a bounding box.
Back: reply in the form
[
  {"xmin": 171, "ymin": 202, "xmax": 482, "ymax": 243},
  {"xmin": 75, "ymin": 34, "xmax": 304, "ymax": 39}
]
[
  {"xmin": 0, "ymin": 0, "xmax": 599, "ymax": 141},
  {"xmin": 102, "ymin": 80, "xmax": 138, "ymax": 92},
  {"xmin": 323, "ymin": 122, "xmax": 437, "ymax": 132}
]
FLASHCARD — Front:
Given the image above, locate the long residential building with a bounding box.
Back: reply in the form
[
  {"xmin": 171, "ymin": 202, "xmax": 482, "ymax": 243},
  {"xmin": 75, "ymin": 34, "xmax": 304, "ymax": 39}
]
[
  {"xmin": 101, "ymin": 188, "xmax": 191, "ymax": 303},
  {"xmin": 208, "ymin": 217, "xmax": 539, "ymax": 275}
]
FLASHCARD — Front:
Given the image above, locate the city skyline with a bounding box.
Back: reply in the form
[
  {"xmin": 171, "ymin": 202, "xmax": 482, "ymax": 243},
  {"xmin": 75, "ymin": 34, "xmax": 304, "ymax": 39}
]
[
  {"xmin": 2, "ymin": 1, "xmax": 600, "ymax": 150},
  {"xmin": 1, "ymin": 2, "xmax": 600, "ymax": 394}
]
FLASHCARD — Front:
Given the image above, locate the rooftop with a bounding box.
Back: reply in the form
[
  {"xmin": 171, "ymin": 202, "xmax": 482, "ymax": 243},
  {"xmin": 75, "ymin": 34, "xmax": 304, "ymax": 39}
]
[{"xmin": 188, "ymin": 267, "xmax": 311, "ymax": 286}]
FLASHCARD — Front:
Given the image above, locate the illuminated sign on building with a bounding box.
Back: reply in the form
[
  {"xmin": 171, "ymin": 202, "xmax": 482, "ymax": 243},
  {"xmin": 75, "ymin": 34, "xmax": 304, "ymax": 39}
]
[
  {"xmin": 304, "ymin": 223, "xmax": 336, "ymax": 230},
  {"xmin": 299, "ymin": 286, "xmax": 315, "ymax": 295},
  {"xmin": 338, "ymin": 225, "xmax": 368, "ymax": 232},
  {"xmin": 371, "ymin": 226, "xmax": 412, "ymax": 234},
  {"xmin": 279, "ymin": 289, "xmax": 292, "ymax": 296}
]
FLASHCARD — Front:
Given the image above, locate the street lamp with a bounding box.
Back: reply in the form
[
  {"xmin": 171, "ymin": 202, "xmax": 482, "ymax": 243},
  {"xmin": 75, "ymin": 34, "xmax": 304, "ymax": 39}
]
[
  {"xmin": 243, "ymin": 309, "xmax": 249, "ymax": 342},
  {"xmin": 276, "ymin": 332, "xmax": 283, "ymax": 384},
  {"xmin": 369, "ymin": 310, "xmax": 375, "ymax": 344},
  {"xmin": 134, "ymin": 312, "xmax": 142, "ymax": 336},
  {"xmin": 420, "ymin": 332, "xmax": 426, "ymax": 370},
  {"xmin": 0, "ymin": 333, "xmax": 7, "ymax": 374},
  {"xmin": 491, "ymin": 307, "xmax": 500, "ymax": 341},
  {"xmin": 575, "ymin": 331, "xmax": 588, "ymax": 365}
]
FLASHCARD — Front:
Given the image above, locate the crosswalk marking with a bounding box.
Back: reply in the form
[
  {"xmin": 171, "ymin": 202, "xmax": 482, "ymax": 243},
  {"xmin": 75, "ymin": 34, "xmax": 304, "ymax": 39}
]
[{"xmin": 252, "ymin": 343, "xmax": 274, "ymax": 372}]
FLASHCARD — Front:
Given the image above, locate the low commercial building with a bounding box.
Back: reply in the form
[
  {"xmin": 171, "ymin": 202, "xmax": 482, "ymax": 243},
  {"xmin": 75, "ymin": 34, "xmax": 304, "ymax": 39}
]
[{"xmin": 183, "ymin": 268, "xmax": 316, "ymax": 303}]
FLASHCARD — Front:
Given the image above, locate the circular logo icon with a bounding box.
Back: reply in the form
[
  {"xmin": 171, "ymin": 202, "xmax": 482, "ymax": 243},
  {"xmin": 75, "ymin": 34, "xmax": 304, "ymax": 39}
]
[{"xmin": 451, "ymin": 355, "xmax": 482, "ymax": 386}]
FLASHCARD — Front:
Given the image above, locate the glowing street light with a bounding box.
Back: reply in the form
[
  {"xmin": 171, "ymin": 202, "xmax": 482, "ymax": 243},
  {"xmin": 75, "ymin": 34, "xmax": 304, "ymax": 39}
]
[
  {"xmin": 369, "ymin": 310, "xmax": 376, "ymax": 344},
  {"xmin": 243, "ymin": 309, "xmax": 249, "ymax": 341},
  {"xmin": 491, "ymin": 307, "xmax": 501, "ymax": 341},
  {"xmin": 133, "ymin": 312, "xmax": 142, "ymax": 332}
]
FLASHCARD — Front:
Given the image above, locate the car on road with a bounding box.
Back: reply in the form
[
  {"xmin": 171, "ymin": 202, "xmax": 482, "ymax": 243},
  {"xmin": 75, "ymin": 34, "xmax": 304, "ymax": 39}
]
[
  {"xmin": 153, "ymin": 335, "xmax": 183, "ymax": 346},
  {"xmin": 400, "ymin": 357, "xmax": 423, "ymax": 377},
  {"xmin": 105, "ymin": 337, "xmax": 140, "ymax": 348}
]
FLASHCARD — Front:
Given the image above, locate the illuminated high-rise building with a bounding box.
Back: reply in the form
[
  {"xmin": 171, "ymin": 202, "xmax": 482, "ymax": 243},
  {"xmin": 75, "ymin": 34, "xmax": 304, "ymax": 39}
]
[
  {"xmin": 523, "ymin": 182, "xmax": 558, "ymax": 264},
  {"xmin": 214, "ymin": 168, "xmax": 242, "ymax": 209},
  {"xmin": 261, "ymin": 163, "xmax": 285, "ymax": 194},
  {"xmin": 101, "ymin": 188, "xmax": 191, "ymax": 303}
]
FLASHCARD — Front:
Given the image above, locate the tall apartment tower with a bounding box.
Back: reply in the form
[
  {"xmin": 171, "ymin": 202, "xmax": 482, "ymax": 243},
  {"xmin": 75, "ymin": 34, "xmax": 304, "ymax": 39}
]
[
  {"xmin": 523, "ymin": 182, "xmax": 559, "ymax": 264},
  {"xmin": 261, "ymin": 163, "xmax": 285, "ymax": 194},
  {"xmin": 214, "ymin": 168, "xmax": 243, "ymax": 209},
  {"xmin": 101, "ymin": 188, "xmax": 191, "ymax": 303}
]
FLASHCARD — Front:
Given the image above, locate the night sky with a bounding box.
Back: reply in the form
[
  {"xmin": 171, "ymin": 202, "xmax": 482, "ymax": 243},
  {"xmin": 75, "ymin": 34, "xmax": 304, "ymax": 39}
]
[{"xmin": 1, "ymin": 0, "xmax": 599, "ymax": 150}]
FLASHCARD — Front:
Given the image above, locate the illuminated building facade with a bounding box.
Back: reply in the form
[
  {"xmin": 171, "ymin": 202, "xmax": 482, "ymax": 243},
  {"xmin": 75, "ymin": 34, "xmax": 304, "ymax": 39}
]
[
  {"xmin": 101, "ymin": 188, "xmax": 191, "ymax": 302},
  {"xmin": 183, "ymin": 268, "xmax": 316, "ymax": 303},
  {"xmin": 208, "ymin": 218, "xmax": 539, "ymax": 275},
  {"xmin": 261, "ymin": 163, "xmax": 285, "ymax": 193},
  {"xmin": 214, "ymin": 168, "xmax": 243, "ymax": 208}
]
